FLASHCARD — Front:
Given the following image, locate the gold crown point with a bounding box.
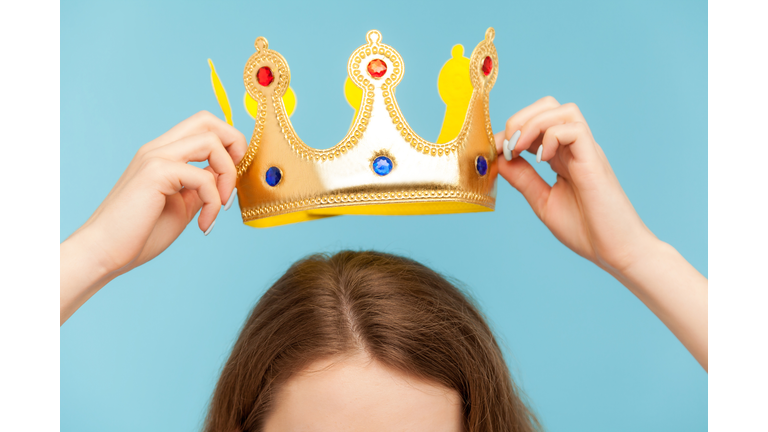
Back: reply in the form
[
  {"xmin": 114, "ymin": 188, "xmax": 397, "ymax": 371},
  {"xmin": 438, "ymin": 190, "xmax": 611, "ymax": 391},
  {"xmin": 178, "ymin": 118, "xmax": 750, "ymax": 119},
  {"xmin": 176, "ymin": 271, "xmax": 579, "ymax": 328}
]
[
  {"xmin": 254, "ymin": 36, "xmax": 268, "ymax": 52},
  {"xmin": 485, "ymin": 27, "xmax": 495, "ymax": 42},
  {"xmin": 366, "ymin": 30, "xmax": 382, "ymax": 44}
]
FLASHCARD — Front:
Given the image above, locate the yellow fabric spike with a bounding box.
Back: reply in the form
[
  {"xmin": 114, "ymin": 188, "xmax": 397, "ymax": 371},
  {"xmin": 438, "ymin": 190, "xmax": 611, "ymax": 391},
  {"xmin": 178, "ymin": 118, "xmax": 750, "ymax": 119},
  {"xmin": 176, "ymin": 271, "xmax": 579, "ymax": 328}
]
[
  {"xmin": 244, "ymin": 92, "xmax": 259, "ymax": 118},
  {"xmin": 208, "ymin": 59, "xmax": 233, "ymax": 126},
  {"xmin": 283, "ymin": 87, "xmax": 297, "ymax": 116},
  {"xmin": 344, "ymin": 76, "xmax": 363, "ymax": 121},
  {"xmin": 436, "ymin": 45, "xmax": 473, "ymax": 144},
  {"xmin": 244, "ymin": 86, "xmax": 297, "ymax": 119}
]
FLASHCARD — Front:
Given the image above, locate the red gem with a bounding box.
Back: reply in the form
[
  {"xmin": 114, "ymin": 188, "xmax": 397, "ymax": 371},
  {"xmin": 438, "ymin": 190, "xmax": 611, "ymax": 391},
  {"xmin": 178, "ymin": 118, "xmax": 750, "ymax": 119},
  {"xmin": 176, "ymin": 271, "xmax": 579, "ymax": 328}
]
[
  {"xmin": 482, "ymin": 56, "xmax": 493, "ymax": 76},
  {"xmin": 257, "ymin": 66, "xmax": 274, "ymax": 86},
  {"xmin": 367, "ymin": 59, "xmax": 387, "ymax": 79}
]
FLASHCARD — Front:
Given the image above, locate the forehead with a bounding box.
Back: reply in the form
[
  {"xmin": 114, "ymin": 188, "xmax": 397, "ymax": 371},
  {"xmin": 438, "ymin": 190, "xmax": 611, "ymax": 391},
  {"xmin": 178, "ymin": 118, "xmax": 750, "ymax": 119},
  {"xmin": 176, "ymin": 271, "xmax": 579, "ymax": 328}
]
[{"xmin": 262, "ymin": 354, "xmax": 463, "ymax": 432}]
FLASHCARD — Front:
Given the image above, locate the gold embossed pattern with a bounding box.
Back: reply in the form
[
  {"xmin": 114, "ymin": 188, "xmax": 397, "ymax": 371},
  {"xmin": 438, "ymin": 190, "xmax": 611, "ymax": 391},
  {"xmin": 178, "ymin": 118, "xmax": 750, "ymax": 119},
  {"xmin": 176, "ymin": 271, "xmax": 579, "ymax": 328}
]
[{"xmin": 242, "ymin": 188, "xmax": 494, "ymax": 220}]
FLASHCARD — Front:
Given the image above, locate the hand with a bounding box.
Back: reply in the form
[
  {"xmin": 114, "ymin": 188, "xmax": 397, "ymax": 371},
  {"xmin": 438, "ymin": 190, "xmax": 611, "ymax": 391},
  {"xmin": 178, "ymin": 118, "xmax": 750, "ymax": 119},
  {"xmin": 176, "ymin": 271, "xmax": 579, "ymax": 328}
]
[
  {"xmin": 496, "ymin": 97, "xmax": 708, "ymax": 371},
  {"xmin": 495, "ymin": 96, "xmax": 655, "ymax": 275},
  {"xmin": 61, "ymin": 111, "xmax": 247, "ymax": 323}
]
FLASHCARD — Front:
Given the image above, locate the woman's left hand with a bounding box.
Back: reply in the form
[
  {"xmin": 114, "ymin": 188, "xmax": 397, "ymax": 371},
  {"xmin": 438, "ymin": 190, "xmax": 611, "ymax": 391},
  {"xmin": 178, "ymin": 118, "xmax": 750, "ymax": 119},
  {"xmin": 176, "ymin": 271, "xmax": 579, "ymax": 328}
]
[
  {"xmin": 494, "ymin": 96, "xmax": 654, "ymax": 275},
  {"xmin": 495, "ymin": 96, "xmax": 708, "ymax": 371}
]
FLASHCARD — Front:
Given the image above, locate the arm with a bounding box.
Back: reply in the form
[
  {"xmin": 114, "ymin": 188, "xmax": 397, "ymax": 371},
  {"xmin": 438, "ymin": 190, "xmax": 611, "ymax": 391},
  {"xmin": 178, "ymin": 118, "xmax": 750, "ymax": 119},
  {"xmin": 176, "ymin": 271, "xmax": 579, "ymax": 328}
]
[
  {"xmin": 60, "ymin": 111, "xmax": 247, "ymax": 325},
  {"xmin": 496, "ymin": 96, "xmax": 707, "ymax": 370},
  {"xmin": 611, "ymin": 240, "xmax": 708, "ymax": 371}
]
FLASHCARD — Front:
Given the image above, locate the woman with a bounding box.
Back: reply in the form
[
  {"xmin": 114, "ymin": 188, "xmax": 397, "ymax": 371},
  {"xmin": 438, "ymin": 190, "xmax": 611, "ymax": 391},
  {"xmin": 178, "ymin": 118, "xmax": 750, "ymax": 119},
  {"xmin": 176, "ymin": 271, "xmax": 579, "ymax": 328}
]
[{"xmin": 60, "ymin": 97, "xmax": 707, "ymax": 431}]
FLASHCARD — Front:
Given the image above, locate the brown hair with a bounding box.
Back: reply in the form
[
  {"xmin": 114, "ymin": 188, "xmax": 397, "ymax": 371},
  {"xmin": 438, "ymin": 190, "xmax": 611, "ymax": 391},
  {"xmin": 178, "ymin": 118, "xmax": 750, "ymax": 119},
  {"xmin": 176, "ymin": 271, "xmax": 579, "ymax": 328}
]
[{"xmin": 205, "ymin": 250, "xmax": 540, "ymax": 432}]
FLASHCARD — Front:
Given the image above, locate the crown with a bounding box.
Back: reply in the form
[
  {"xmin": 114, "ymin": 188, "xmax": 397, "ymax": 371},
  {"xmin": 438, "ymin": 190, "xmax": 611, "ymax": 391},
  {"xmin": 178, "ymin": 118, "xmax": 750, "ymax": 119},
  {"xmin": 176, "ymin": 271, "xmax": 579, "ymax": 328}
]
[{"xmin": 209, "ymin": 28, "xmax": 499, "ymax": 228}]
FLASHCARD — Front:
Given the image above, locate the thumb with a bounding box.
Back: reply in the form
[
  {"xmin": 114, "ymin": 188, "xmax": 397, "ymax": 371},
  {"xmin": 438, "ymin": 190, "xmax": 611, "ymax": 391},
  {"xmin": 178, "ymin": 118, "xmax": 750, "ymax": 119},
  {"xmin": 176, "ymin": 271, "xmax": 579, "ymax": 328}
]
[{"xmin": 497, "ymin": 156, "xmax": 551, "ymax": 220}]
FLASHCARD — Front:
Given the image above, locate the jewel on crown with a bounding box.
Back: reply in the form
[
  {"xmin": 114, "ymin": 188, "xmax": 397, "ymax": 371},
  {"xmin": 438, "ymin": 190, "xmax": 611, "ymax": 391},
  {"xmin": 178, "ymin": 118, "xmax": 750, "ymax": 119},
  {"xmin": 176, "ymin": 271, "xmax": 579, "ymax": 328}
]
[{"xmin": 209, "ymin": 28, "xmax": 500, "ymax": 227}]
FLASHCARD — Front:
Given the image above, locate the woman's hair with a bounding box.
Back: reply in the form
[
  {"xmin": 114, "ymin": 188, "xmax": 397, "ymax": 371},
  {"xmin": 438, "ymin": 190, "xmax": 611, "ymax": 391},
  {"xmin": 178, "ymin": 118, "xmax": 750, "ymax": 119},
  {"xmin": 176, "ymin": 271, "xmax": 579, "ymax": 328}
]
[{"xmin": 205, "ymin": 250, "xmax": 539, "ymax": 432}]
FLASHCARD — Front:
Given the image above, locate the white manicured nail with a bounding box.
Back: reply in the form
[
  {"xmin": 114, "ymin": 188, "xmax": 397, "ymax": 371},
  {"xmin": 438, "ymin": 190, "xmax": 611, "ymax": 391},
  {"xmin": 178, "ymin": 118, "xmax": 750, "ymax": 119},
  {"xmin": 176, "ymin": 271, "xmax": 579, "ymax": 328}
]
[
  {"xmin": 502, "ymin": 139, "xmax": 512, "ymax": 161},
  {"xmin": 536, "ymin": 144, "xmax": 543, "ymax": 163},
  {"xmin": 204, "ymin": 219, "xmax": 216, "ymax": 236},
  {"xmin": 223, "ymin": 188, "xmax": 237, "ymax": 211},
  {"xmin": 509, "ymin": 130, "xmax": 521, "ymax": 159}
]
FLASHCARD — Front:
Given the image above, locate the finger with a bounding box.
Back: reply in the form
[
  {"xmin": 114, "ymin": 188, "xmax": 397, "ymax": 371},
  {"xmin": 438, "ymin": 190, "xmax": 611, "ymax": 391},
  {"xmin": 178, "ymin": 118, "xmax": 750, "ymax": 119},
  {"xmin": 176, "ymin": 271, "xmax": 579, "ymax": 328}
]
[
  {"xmin": 202, "ymin": 165, "xmax": 237, "ymax": 211},
  {"xmin": 514, "ymin": 103, "xmax": 592, "ymax": 157},
  {"xmin": 179, "ymin": 188, "xmax": 203, "ymax": 222},
  {"xmin": 177, "ymin": 166, "xmax": 221, "ymax": 213},
  {"xmin": 547, "ymin": 150, "xmax": 571, "ymax": 181},
  {"xmin": 146, "ymin": 131, "xmax": 236, "ymax": 204},
  {"xmin": 497, "ymin": 96, "xmax": 561, "ymax": 156},
  {"xmin": 144, "ymin": 111, "xmax": 248, "ymax": 165},
  {"xmin": 203, "ymin": 164, "xmax": 218, "ymax": 178},
  {"xmin": 540, "ymin": 121, "xmax": 596, "ymax": 164},
  {"xmin": 497, "ymin": 156, "xmax": 551, "ymax": 221},
  {"xmin": 142, "ymin": 158, "xmax": 221, "ymax": 232},
  {"xmin": 494, "ymin": 131, "xmax": 506, "ymax": 155}
]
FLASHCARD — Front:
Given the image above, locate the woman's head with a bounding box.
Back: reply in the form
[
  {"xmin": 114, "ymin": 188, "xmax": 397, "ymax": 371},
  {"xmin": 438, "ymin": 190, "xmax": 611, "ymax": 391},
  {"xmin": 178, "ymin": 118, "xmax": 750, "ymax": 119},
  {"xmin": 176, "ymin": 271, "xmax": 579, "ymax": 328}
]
[{"xmin": 205, "ymin": 251, "xmax": 539, "ymax": 431}]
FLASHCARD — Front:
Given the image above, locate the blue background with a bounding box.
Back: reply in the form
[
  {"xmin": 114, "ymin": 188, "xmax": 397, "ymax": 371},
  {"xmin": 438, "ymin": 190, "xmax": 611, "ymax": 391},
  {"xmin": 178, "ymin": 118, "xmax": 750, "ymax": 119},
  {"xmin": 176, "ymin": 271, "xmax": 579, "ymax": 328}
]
[{"xmin": 61, "ymin": 1, "xmax": 707, "ymax": 430}]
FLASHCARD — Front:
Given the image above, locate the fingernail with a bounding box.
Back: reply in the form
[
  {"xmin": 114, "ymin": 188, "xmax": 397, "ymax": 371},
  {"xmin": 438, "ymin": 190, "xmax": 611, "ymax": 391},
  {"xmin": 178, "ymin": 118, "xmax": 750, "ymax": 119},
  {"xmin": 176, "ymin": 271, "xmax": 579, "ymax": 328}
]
[
  {"xmin": 509, "ymin": 130, "xmax": 521, "ymax": 159},
  {"xmin": 223, "ymin": 188, "xmax": 237, "ymax": 211},
  {"xmin": 502, "ymin": 139, "xmax": 512, "ymax": 161},
  {"xmin": 536, "ymin": 144, "xmax": 544, "ymax": 163},
  {"xmin": 204, "ymin": 219, "xmax": 216, "ymax": 236}
]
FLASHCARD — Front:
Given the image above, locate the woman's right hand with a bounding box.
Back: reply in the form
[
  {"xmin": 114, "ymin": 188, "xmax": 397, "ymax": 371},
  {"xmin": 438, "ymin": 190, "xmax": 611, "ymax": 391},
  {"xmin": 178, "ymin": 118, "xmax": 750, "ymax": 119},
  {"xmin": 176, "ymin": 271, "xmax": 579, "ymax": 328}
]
[{"xmin": 60, "ymin": 111, "xmax": 247, "ymax": 324}]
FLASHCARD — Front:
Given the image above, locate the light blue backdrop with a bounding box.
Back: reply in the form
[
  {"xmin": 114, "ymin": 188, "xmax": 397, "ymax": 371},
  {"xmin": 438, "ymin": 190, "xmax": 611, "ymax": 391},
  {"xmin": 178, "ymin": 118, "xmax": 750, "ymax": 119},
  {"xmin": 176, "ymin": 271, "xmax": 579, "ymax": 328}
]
[{"xmin": 61, "ymin": 1, "xmax": 707, "ymax": 430}]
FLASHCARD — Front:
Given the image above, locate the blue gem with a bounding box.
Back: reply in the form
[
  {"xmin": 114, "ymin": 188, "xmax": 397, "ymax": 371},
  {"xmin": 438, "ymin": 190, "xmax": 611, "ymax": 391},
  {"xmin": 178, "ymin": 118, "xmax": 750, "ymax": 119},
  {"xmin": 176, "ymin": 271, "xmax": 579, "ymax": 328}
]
[
  {"xmin": 475, "ymin": 156, "xmax": 488, "ymax": 176},
  {"xmin": 372, "ymin": 156, "xmax": 393, "ymax": 176},
  {"xmin": 265, "ymin": 166, "xmax": 282, "ymax": 186}
]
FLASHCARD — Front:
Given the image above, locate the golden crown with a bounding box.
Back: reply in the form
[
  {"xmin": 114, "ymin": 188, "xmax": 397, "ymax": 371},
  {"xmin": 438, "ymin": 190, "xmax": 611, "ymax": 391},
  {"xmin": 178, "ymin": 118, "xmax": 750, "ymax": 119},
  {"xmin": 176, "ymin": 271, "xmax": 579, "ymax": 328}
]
[{"xmin": 209, "ymin": 28, "xmax": 499, "ymax": 228}]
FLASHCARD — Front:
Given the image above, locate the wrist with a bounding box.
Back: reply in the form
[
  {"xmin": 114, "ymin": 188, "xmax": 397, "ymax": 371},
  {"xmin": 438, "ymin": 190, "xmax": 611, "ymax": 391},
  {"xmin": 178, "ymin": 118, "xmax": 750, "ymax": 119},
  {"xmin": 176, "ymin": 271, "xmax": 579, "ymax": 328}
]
[
  {"xmin": 610, "ymin": 237, "xmax": 678, "ymax": 295},
  {"xmin": 60, "ymin": 227, "xmax": 119, "ymax": 324},
  {"xmin": 64, "ymin": 226, "xmax": 118, "ymax": 281},
  {"xmin": 593, "ymin": 227, "xmax": 661, "ymax": 279}
]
